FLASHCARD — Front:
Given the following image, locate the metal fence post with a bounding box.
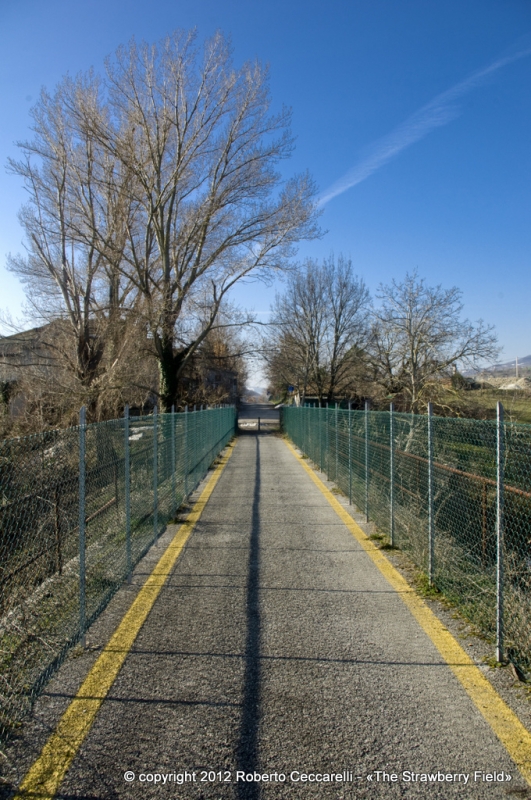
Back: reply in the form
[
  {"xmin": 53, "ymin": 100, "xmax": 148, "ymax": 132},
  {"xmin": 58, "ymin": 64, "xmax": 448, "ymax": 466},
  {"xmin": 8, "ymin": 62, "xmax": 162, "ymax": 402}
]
[
  {"xmin": 428, "ymin": 402, "xmax": 434, "ymax": 585},
  {"xmin": 365, "ymin": 400, "xmax": 369, "ymax": 522},
  {"xmin": 184, "ymin": 405, "xmax": 189, "ymax": 498},
  {"xmin": 496, "ymin": 401, "xmax": 505, "ymax": 662},
  {"xmin": 320, "ymin": 402, "xmax": 323, "ymax": 474},
  {"xmin": 200, "ymin": 405, "xmax": 204, "ymax": 474},
  {"xmin": 192, "ymin": 405, "xmax": 197, "ymax": 489},
  {"xmin": 171, "ymin": 405, "xmax": 176, "ymax": 518},
  {"xmin": 124, "ymin": 405, "xmax": 131, "ymax": 584},
  {"xmin": 390, "ymin": 402, "xmax": 394, "ymax": 547},
  {"xmin": 78, "ymin": 406, "xmax": 86, "ymax": 648},
  {"xmin": 348, "ymin": 401, "xmax": 352, "ymax": 505},
  {"xmin": 325, "ymin": 402, "xmax": 329, "ymax": 478},
  {"xmin": 153, "ymin": 405, "xmax": 158, "ymax": 543},
  {"xmin": 335, "ymin": 402, "xmax": 339, "ymax": 482}
]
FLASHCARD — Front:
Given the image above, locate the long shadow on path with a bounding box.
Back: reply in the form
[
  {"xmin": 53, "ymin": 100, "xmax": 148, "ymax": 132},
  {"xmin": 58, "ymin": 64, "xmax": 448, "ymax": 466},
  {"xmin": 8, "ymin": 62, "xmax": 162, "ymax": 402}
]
[{"xmin": 236, "ymin": 435, "xmax": 262, "ymax": 799}]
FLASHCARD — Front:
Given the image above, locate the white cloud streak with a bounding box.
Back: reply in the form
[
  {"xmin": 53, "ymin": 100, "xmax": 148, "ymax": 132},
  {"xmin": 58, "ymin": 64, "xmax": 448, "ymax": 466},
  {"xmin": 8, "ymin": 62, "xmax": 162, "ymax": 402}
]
[{"xmin": 318, "ymin": 43, "xmax": 531, "ymax": 207}]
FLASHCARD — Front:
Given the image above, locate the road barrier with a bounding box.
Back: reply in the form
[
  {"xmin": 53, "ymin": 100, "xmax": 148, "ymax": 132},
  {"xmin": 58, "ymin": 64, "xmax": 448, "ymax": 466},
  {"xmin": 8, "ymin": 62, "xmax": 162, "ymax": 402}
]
[
  {"xmin": 0, "ymin": 405, "xmax": 236, "ymax": 745},
  {"xmin": 282, "ymin": 403, "xmax": 531, "ymax": 671}
]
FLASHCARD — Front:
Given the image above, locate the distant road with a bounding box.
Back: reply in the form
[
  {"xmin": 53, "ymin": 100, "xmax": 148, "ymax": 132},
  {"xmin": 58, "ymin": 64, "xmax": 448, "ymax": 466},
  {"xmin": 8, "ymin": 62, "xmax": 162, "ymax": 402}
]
[{"xmin": 238, "ymin": 402, "xmax": 280, "ymax": 424}]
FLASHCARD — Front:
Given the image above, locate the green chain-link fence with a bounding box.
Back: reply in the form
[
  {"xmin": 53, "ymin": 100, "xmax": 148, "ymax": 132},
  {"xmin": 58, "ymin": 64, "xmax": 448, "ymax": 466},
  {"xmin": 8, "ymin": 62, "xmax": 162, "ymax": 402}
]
[
  {"xmin": 0, "ymin": 405, "xmax": 236, "ymax": 746},
  {"xmin": 283, "ymin": 404, "xmax": 531, "ymax": 672}
]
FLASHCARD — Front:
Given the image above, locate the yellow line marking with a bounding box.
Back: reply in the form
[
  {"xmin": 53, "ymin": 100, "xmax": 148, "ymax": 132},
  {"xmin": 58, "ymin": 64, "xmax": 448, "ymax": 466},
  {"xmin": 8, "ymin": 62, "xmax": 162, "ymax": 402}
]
[
  {"xmin": 284, "ymin": 438, "xmax": 531, "ymax": 786},
  {"xmin": 15, "ymin": 442, "xmax": 236, "ymax": 800}
]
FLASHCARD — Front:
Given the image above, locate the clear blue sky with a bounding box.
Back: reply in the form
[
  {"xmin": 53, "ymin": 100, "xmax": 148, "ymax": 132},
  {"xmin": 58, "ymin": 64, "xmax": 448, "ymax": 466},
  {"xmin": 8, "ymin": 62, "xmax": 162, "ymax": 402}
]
[{"xmin": 1, "ymin": 0, "xmax": 530, "ymax": 375}]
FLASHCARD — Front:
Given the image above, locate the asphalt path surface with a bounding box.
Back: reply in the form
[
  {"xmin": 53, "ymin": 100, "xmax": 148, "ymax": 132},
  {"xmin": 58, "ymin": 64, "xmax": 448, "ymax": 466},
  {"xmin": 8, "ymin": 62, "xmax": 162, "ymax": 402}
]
[
  {"xmin": 237, "ymin": 403, "xmax": 280, "ymax": 431},
  {"xmin": 238, "ymin": 403, "xmax": 280, "ymax": 421},
  {"xmin": 11, "ymin": 433, "xmax": 528, "ymax": 798}
]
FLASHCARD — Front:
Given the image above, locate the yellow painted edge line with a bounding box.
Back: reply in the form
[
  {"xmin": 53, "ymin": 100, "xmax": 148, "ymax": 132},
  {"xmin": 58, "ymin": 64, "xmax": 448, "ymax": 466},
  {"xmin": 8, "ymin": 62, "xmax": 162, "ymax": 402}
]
[
  {"xmin": 15, "ymin": 441, "xmax": 236, "ymax": 800},
  {"xmin": 284, "ymin": 438, "xmax": 531, "ymax": 786}
]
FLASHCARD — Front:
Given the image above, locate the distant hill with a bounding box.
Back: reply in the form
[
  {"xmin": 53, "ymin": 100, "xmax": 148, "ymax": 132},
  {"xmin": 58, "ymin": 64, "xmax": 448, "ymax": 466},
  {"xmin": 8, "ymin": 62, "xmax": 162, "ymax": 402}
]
[
  {"xmin": 464, "ymin": 355, "xmax": 531, "ymax": 379},
  {"xmin": 242, "ymin": 387, "xmax": 268, "ymax": 402},
  {"xmin": 490, "ymin": 355, "xmax": 531, "ymax": 372}
]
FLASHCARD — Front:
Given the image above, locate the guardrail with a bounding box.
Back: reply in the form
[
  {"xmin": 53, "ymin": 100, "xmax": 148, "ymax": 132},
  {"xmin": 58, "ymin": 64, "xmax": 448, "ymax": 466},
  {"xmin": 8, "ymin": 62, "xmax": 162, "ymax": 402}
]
[
  {"xmin": 0, "ymin": 404, "xmax": 236, "ymax": 745},
  {"xmin": 282, "ymin": 403, "xmax": 531, "ymax": 671}
]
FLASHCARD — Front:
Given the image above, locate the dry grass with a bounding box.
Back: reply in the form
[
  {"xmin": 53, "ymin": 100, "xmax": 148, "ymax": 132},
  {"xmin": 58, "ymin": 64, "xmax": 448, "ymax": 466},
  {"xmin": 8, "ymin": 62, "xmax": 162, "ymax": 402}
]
[{"xmin": 441, "ymin": 388, "xmax": 531, "ymax": 424}]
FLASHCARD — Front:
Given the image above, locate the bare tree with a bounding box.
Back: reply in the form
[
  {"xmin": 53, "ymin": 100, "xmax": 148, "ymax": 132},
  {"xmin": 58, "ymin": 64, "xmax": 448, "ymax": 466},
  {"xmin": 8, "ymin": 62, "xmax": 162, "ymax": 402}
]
[
  {"xmin": 265, "ymin": 265, "xmax": 326, "ymax": 402},
  {"xmin": 265, "ymin": 255, "xmax": 370, "ymax": 402},
  {"xmin": 6, "ymin": 79, "xmax": 139, "ymax": 418},
  {"xmin": 72, "ymin": 30, "xmax": 320, "ymax": 410},
  {"xmin": 190, "ymin": 311, "xmax": 250, "ymax": 405},
  {"xmin": 6, "ymin": 30, "xmax": 319, "ymax": 418},
  {"xmin": 369, "ymin": 272, "xmax": 499, "ymax": 411}
]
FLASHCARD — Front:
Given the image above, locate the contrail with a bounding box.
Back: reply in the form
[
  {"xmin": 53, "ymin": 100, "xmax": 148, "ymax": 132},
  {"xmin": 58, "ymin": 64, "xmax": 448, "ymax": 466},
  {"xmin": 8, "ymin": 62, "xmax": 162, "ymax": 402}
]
[{"xmin": 318, "ymin": 41, "xmax": 531, "ymax": 207}]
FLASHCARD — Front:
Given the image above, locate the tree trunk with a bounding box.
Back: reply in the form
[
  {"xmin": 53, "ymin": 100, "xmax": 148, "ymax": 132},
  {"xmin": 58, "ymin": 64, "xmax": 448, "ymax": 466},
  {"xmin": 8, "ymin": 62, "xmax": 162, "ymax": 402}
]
[
  {"xmin": 158, "ymin": 340, "xmax": 178, "ymax": 412},
  {"xmin": 157, "ymin": 339, "xmax": 193, "ymax": 412}
]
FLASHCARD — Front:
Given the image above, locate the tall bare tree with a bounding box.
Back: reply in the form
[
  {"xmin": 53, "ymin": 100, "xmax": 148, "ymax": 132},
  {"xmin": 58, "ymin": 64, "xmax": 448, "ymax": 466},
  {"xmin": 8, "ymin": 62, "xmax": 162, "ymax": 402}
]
[
  {"xmin": 73, "ymin": 30, "xmax": 320, "ymax": 410},
  {"xmin": 7, "ymin": 30, "xmax": 319, "ymax": 417},
  {"xmin": 6, "ymin": 79, "xmax": 139, "ymax": 417},
  {"xmin": 369, "ymin": 272, "xmax": 499, "ymax": 411},
  {"xmin": 265, "ymin": 255, "xmax": 370, "ymax": 402}
]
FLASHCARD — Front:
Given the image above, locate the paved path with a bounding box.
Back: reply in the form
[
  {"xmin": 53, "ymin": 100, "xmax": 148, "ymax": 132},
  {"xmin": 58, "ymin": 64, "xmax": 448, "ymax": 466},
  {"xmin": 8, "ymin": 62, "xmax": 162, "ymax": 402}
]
[
  {"xmin": 237, "ymin": 403, "xmax": 280, "ymax": 431},
  {"xmin": 11, "ymin": 434, "xmax": 528, "ymax": 798}
]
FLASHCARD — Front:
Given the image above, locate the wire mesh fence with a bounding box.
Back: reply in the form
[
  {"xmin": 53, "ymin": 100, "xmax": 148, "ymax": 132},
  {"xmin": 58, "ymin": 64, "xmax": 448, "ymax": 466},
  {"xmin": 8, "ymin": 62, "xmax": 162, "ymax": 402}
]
[
  {"xmin": 0, "ymin": 404, "xmax": 236, "ymax": 746},
  {"xmin": 282, "ymin": 403, "xmax": 531, "ymax": 672}
]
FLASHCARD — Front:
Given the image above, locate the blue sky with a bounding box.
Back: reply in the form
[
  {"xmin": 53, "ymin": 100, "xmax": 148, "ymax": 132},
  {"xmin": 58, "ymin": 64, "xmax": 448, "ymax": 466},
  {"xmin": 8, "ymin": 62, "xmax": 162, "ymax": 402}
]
[{"xmin": 1, "ymin": 0, "xmax": 530, "ymax": 377}]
